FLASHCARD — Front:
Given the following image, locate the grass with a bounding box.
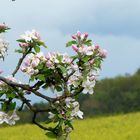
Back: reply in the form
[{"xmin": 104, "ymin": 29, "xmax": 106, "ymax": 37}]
[{"xmin": 0, "ymin": 112, "xmax": 140, "ymax": 140}]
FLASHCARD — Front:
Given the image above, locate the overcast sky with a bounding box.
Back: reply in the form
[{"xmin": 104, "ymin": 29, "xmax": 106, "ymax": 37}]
[{"xmin": 1, "ymin": 0, "xmax": 140, "ymax": 79}]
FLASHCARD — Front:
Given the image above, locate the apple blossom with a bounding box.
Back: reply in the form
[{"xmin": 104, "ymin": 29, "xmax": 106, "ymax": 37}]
[
  {"xmin": 7, "ymin": 111, "xmax": 20, "ymax": 126},
  {"xmin": 71, "ymin": 101, "xmax": 83, "ymax": 119},
  {"xmin": 0, "ymin": 111, "xmax": 9, "ymax": 124},
  {"xmin": 0, "ymin": 23, "xmax": 10, "ymax": 33},
  {"xmin": 21, "ymin": 53, "xmax": 46, "ymax": 75},
  {"xmin": 99, "ymin": 48, "xmax": 108, "ymax": 58},
  {"xmin": 0, "ymin": 111, "xmax": 19, "ymax": 125},
  {"xmin": 0, "ymin": 35, "xmax": 8, "ymax": 59},
  {"xmin": 48, "ymin": 112, "xmax": 55, "ymax": 119},
  {"xmin": 82, "ymin": 77, "xmax": 96, "ymax": 94},
  {"xmin": 19, "ymin": 42, "xmax": 30, "ymax": 48},
  {"xmin": 20, "ymin": 30, "xmax": 41, "ymax": 42},
  {"xmin": 72, "ymin": 45, "xmax": 78, "ymax": 52},
  {"xmin": 0, "ymin": 28, "xmax": 107, "ymax": 140}
]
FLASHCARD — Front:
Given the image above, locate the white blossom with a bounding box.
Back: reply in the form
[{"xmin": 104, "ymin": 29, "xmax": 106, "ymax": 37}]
[
  {"xmin": 82, "ymin": 78, "xmax": 96, "ymax": 94},
  {"xmin": 8, "ymin": 111, "xmax": 20, "ymax": 125},
  {"xmin": 20, "ymin": 30, "xmax": 41, "ymax": 42},
  {"xmin": 71, "ymin": 101, "xmax": 83, "ymax": 119},
  {"xmin": 0, "ymin": 34, "xmax": 8, "ymax": 59},
  {"xmin": 21, "ymin": 53, "xmax": 45, "ymax": 75},
  {"xmin": 65, "ymin": 97, "xmax": 75, "ymax": 108},
  {"xmin": 48, "ymin": 112, "xmax": 55, "ymax": 119},
  {"xmin": 0, "ymin": 111, "xmax": 19, "ymax": 125},
  {"xmin": 0, "ymin": 111, "xmax": 9, "ymax": 124}
]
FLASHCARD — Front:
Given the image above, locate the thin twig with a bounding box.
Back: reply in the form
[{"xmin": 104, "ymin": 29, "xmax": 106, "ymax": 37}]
[{"xmin": 12, "ymin": 48, "xmax": 32, "ymax": 77}]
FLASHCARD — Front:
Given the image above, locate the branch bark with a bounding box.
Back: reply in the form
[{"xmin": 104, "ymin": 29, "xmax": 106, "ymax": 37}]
[
  {"xmin": 12, "ymin": 48, "xmax": 32, "ymax": 77},
  {"xmin": 0, "ymin": 76, "xmax": 53, "ymax": 102}
]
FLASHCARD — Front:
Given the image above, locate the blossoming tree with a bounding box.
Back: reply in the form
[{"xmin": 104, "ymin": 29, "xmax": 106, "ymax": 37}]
[{"xmin": 0, "ymin": 23, "xmax": 107, "ymax": 140}]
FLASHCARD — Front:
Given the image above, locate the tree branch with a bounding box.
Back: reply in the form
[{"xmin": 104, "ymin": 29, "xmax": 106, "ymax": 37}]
[
  {"xmin": 32, "ymin": 112, "xmax": 54, "ymax": 131},
  {"xmin": 12, "ymin": 48, "xmax": 32, "ymax": 77},
  {"xmin": 0, "ymin": 76, "xmax": 53, "ymax": 102}
]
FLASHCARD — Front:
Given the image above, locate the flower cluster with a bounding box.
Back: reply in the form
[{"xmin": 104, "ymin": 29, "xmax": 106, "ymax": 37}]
[
  {"xmin": 0, "ymin": 23, "xmax": 10, "ymax": 33},
  {"xmin": 0, "ymin": 34, "xmax": 8, "ymax": 59},
  {"xmin": 72, "ymin": 44, "xmax": 107, "ymax": 58},
  {"xmin": 21, "ymin": 52, "xmax": 45, "ymax": 75},
  {"xmin": 71, "ymin": 32, "xmax": 107, "ymax": 58},
  {"xmin": 20, "ymin": 30, "xmax": 41, "ymax": 43},
  {"xmin": 0, "ymin": 110, "xmax": 20, "ymax": 125},
  {"xmin": 0, "ymin": 23, "xmax": 9, "ymax": 59},
  {"xmin": 45, "ymin": 52, "xmax": 72, "ymax": 69},
  {"xmin": 48, "ymin": 97, "xmax": 83, "ymax": 135},
  {"xmin": 16, "ymin": 30, "xmax": 47, "ymax": 54},
  {"xmin": 48, "ymin": 97, "xmax": 83, "ymax": 120}
]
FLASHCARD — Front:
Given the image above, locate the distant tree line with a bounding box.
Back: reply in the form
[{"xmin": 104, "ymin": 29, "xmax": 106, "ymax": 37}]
[
  {"xmin": 8, "ymin": 68, "xmax": 140, "ymax": 124},
  {"xmin": 79, "ymin": 68, "xmax": 140, "ymax": 116}
]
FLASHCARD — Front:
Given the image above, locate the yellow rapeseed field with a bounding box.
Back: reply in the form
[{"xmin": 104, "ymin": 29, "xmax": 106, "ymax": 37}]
[{"xmin": 0, "ymin": 112, "xmax": 140, "ymax": 140}]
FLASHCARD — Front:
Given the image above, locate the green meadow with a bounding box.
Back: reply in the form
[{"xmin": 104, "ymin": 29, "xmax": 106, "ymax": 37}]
[{"xmin": 0, "ymin": 112, "xmax": 140, "ymax": 140}]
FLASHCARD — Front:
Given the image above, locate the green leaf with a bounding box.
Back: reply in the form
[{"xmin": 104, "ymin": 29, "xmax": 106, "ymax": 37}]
[
  {"xmin": 1, "ymin": 103, "xmax": 7, "ymax": 111},
  {"xmin": 16, "ymin": 39, "xmax": 25, "ymax": 43},
  {"xmin": 34, "ymin": 45, "xmax": 40, "ymax": 53},
  {"xmin": 7, "ymin": 92, "xmax": 16, "ymax": 98},
  {"xmin": 15, "ymin": 49, "xmax": 23, "ymax": 53},
  {"xmin": 70, "ymin": 55, "xmax": 78, "ymax": 60},
  {"xmin": 30, "ymin": 75, "xmax": 35, "ymax": 82},
  {"xmin": 84, "ymin": 39, "xmax": 92, "ymax": 46},
  {"xmin": 55, "ymin": 86, "xmax": 62, "ymax": 92},
  {"xmin": 36, "ymin": 74, "xmax": 46, "ymax": 82},
  {"xmin": 82, "ymin": 56, "xmax": 89, "ymax": 63},
  {"xmin": 35, "ymin": 40, "xmax": 48, "ymax": 48},
  {"xmin": 58, "ymin": 65, "xmax": 67, "ymax": 74},
  {"xmin": 37, "ymin": 63, "xmax": 44, "ymax": 70},
  {"xmin": 45, "ymin": 132, "xmax": 56, "ymax": 138},
  {"xmin": 9, "ymin": 102, "xmax": 16, "ymax": 110},
  {"xmin": 66, "ymin": 40, "xmax": 77, "ymax": 47},
  {"xmin": 0, "ymin": 90, "xmax": 4, "ymax": 97},
  {"xmin": 66, "ymin": 121, "xmax": 74, "ymax": 130}
]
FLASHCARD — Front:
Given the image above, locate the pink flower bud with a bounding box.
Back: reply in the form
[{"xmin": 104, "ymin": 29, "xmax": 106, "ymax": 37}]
[
  {"xmin": 46, "ymin": 61, "xmax": 53, "ymax": 68},
  {"xmin": 34, "ymin": 31, "xmax": 41, "ymax": 40},
  {"xmin": 95, "ymin": 45, "xmax": 100, "ymax": 49},
  {"xmin": 89, "ymin": 59, "xmax": 95, "ymax": 65},
  {"xmin": 84, "ymin": 33, "xmax": 88, "ymax": 39},
  {"xmin": 24, "ymin": 59, "xmax": 31, "ymax": 66},
  {"xmin": 19, "ymin": 43, "xmax": 29, "ymax": 48},
  {"xmin": 61, "ymin": 111, "xmax": 65, "ymax": 115},
  {"xmin": 99, "ymin": 49, "xmax": 107, "ymax": 58},
  {"xmin": 20, "ymin": 66, "xmax": 26, "ymax": 72},
  {"xmin": 72, "ymin": 35, "xmax": 77, "ymax": 40},
  {"xmin": 72, "ymin": 45, "xmax": 79, "ymax": 52},
  {"xmin": 76, "ymin": 31, "xmax": 81, "ymax": 38},
  {"xmin": 31, "ymin": 58, "xmax": 40, "ymax": 67}
]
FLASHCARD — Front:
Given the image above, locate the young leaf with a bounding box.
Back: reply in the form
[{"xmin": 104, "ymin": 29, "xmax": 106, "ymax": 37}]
[
  {"xmin": 15, "ymin": 49, "xmax": 23, "ymax": 53},
  {"xmin": 66, "ymin": 40, "xmax": 77, "ymax": 47},
  {"xmin": 45, "ymin": 132, "xmax": 56, "ymax": 138},
  {"xmin": 84, "ymin": 40, "xmax": 92, "ymax": 46},
  {"xmin": 34, "ymin": 45, "xmax": 40, "ymax": 53},
  {"xmin": 36, "ymin": 74, "xmax": 46, "ymax": 82},
  {"xmin": 16, "ymin": 39, "xmax": 26, "ymax": 43}
]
